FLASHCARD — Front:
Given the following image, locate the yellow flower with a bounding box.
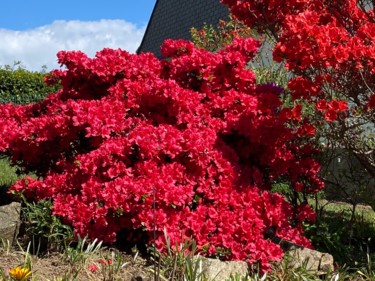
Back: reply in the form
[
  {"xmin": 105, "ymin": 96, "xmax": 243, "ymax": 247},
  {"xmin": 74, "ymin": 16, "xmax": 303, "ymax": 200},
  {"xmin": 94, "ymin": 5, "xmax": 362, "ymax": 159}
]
[{"xmin": 9, "ymin": 267, "xmax": 32, "ymax": 281}]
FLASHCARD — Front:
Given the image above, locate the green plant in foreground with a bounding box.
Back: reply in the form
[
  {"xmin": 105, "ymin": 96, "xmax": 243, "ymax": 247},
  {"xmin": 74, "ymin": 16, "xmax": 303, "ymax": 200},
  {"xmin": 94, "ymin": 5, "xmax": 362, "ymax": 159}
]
[
  {"xmin": 20, "ymin": 197, "xmax": 73, "ymax": 254},
  {"xmin": 225, "ymin": 273, "xmax": 267, "ymax": 281},
  {"xmin": 64, "ymin": 236, "xmax": 102, "ymax": 277},
  {"xmin": 151, "ymin": 232, "xmax": 331, "ymax": 281},
  {"xmin": 149, "ymin": 230, "xmax": 375, "ymax": 281},
  {"xmin": 306, "ymin": 199, "xmax": 375, "ymax": 268},
  {"xmin": 86, "ymin": 249, "xmax": 128, "ymax": 281},
  {"xmin": 149, "ymin": 230, "xmax": 207, "ymax": 281},
  {"xmin": 0, "ymin": 242, "xmax": 34, "ymax": 281}
]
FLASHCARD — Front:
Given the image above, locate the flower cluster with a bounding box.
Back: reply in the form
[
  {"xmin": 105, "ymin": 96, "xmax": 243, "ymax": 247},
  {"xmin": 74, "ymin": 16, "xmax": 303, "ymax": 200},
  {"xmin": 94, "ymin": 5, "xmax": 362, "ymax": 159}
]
[
  {"xmin": 0, "ymin": 38, "xmax": 321, "ymax": 271},
  {"xmin": 222, "ymin": 0, "xmax": 375, "ymax": 181},
  {"xmin": 222, "ymin": 0, "xmax": 375, "ymax": 113}
]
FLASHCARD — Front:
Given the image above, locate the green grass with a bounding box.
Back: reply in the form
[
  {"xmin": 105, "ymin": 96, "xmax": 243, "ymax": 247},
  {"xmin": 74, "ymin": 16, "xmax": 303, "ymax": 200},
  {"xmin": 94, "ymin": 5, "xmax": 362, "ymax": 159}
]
[{"xmin": 306, "ymin": 198, "xmax": 375, "ymax": 270}]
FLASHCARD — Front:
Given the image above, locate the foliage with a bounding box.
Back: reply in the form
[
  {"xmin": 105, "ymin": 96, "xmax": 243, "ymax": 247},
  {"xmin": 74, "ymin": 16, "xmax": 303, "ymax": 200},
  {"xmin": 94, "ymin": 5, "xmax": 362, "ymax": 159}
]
[
  {"xmin": 190, "ymin": 17, "xmax": 290, "ymax": 88},
  {"xmin": 0, "ymin": 241, "xmax": 33, "ymax": 281},
  {"xmin": 20, "ymin": 197, "xmax": 74, "ymax": 254},
  {"xmin": 150, "ymin": 230, "xmax": 207, "ymax": 281},
  {"xmin": 63, "ymin": 236, "xmax": 103, "ymax": 279},
  {"xmin": 0, "ymin": 237, "xmax": 132, "ymax": 281},
  {"xmin": 0, "ymin": 38, "xmax": 322, "ymax": 271},
  {"xmin": 191, "ymin": 17, "xmax": 255, "ymax": 52},
  {"xmin": 0, "ymin": 63, "xmax": 60, "ymax": 105},
  {"xmin": 0, "ymin": 157, "xmax": 19, "ymax": 205},
  {"xmin": 0, "ymin": 157, "xmax": 19, "ymax": 187},
  {"xmin": 221, "ymin": 0, "xmax": 375, "ymax": 185},
  {"xmin": 86, "ymin": 249, "xmax": 128, "ymax": 281},
  {"xmin": 305, "ymin": 199, "xmax": 375, "ymax": 267},
  {"xmin": 0, "ymin": 229, "xmax": 373, "ymax": 280}
]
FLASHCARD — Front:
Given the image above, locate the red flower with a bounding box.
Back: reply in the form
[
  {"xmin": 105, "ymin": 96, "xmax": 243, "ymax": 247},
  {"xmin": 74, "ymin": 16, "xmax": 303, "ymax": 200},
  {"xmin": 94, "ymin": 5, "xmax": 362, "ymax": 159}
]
[
  {"xmin": 1, "ymin": 36, "xmax": 320, "ymax": 272},
  {"xmin": 88, "ymin": 263, "xmax": 99, "ymax": 273},
  {"xmin": 98, "ymin": 258, "xmax": 112, "ymax": 265},
  {"xmin": 316, "ymin": 100, "xmax": 328, "ymax": 111},
  {"xmin": 367, "ymin": 94, "xmax": 375, "ymax": 109},
  {"xmin": 324, "ymin": 109, "xmax": 338, "ymax": 122}
]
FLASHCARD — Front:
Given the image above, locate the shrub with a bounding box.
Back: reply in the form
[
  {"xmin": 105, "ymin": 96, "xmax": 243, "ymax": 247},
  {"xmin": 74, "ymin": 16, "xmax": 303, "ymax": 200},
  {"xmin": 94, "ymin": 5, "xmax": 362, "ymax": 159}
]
[
  {"xmin": 20, "ymin": 197, "xmax": 73, "ymax": 253},
  {"xmin": 0, "ymin": 38, "xmax": 322, "ymax": 271},
  {"xmin": 0, "ymin": 157, "xmax": 19, "ymax": 205},
  {"xmin": 0, "ymin": 64, "xmax": 60, "ymax": 105}
]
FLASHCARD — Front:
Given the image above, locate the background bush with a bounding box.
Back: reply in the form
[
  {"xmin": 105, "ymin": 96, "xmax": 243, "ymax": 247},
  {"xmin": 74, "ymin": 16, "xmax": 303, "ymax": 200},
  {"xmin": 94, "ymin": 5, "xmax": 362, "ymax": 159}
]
[
  {"xmin": 0, "ymin": 63, "xmax": 56, "ymax": 204},
  {"xmin": 0, "ymin": 63, "xmax": 60, "ymax": 105}
]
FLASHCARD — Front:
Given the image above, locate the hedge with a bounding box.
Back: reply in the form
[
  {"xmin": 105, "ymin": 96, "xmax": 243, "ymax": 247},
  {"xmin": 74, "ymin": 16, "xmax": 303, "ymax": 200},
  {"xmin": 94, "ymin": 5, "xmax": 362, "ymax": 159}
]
[{"xmin": 0, "ymin": 65, "xmax": 60, "ymax": 105}]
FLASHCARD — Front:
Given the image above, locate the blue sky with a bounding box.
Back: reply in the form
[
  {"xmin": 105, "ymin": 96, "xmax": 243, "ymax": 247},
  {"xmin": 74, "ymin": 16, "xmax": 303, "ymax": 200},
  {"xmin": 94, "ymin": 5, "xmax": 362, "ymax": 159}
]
[{"xmin": 0, "ymin": 1, "xmax": 156, "ymax": 70}]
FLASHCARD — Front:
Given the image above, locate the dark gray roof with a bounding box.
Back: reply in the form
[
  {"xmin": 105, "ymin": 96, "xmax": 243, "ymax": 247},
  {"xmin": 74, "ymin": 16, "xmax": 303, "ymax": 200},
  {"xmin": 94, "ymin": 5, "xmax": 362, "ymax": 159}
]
[{"xmin": 137, "ymin": 0, "xmax": 229, "ymax": 58}]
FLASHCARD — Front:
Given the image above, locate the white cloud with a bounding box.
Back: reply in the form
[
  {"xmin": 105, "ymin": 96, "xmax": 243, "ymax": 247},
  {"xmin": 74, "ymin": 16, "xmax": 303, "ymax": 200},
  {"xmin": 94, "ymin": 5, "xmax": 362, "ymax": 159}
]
[{"xmin": 0, "ymin": 20, "xmax": 146, "ymax": 71}]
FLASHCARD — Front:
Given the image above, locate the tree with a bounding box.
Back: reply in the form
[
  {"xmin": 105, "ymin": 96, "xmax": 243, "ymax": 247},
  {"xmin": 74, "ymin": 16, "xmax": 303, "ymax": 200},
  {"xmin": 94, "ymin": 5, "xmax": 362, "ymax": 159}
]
[{"xmin": 222, "ymin": 0, "xmax": 375, "ymax": 199}]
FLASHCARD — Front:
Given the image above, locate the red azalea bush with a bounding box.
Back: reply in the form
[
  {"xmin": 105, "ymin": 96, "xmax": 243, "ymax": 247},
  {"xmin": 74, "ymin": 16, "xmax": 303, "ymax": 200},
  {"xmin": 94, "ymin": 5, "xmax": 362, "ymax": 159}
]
[
  {"xmin": 0, "ymin": 37, "xmax": 322, "ymax": 270},
  {"xmin": 221, "ymin": 0, "xmax": 375, "ymax": 178}
]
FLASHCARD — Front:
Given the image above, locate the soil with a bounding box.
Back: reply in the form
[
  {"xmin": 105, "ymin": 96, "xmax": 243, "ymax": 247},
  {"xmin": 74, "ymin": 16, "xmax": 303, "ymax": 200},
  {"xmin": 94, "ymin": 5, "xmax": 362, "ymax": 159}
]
[
  {"xmin": 0, "ymin": 195, "xmax": 156, "ymax": 280},
  {"xmin": 0, "ymin": 247, "xmax": 155, "ymax": 280}
]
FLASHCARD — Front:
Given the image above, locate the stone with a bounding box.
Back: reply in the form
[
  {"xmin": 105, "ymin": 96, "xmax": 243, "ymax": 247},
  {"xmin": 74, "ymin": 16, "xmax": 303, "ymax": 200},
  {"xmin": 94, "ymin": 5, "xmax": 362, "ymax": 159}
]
[
  {"xmin": 287, "ymin": 247, "xmax": 334, "ymax": 274},
  {"xmin": 0, "ymin": 201, "xmax": 21, "ymax": 246},
  {"xmin": 270, "ymin": 236, "xmax": 334, "ymax": 274},
  {"xmin": 199, "ymin": 256, "xmax": 249, "ymax": 281},
  {"xmin": 130, "ymin": 270, "xmax": 153, "ymax": 281}
]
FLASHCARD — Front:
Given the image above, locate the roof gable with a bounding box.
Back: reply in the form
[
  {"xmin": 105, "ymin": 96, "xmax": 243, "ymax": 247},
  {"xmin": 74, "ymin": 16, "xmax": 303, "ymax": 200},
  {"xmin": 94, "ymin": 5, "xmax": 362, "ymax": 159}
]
[{"xmin": 137, "ymin": 0, "xmax": 229, "ymax": 58}]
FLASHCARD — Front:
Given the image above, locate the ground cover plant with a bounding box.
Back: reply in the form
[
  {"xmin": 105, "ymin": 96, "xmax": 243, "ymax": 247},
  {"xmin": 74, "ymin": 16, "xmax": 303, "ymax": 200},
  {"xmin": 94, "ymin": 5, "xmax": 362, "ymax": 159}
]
[{"xmin": 0, "ymin": 34, "xmax": 323, "ymax": 271}]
